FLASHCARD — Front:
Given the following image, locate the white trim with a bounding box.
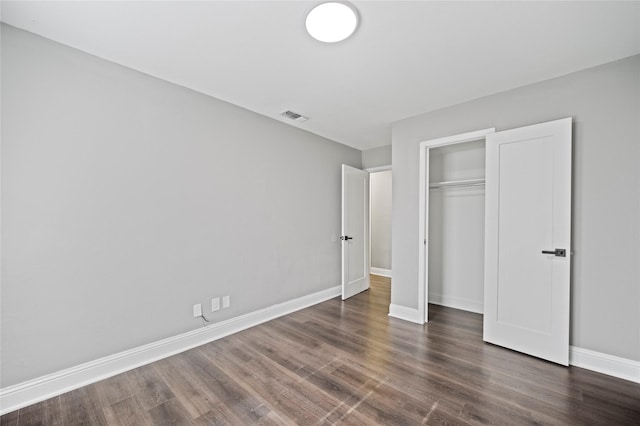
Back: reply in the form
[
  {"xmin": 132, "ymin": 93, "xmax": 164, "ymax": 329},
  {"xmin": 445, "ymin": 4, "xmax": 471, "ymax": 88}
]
[
  {"xmin": 388, "ymin": 304, "xmax": 422, "ymax": 324},
  {"xmin": 370, "ymin": 267, "xmax": 391, "ymax": 277},
  {"xmin": 364, "ymin": 165, "xmax": 391, "ymax": 173},
  {"xmin": 418, "ymin": 128, "xmax": 495, "ymax": 324},
  {"xmin": 0, "ymin": 285, "xmax": 341, "ymax": 415},
  {"xmin": 570, "ymin": 346, "xmax": 640, "ymax": 384},
  {"xmin": 428, "ymin": 293, "xmax": 483, "ymax": 314}
]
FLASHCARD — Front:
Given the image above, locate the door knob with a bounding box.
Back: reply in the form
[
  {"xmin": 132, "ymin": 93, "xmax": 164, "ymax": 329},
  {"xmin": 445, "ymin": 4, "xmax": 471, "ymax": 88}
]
[
  {"xmin": 541, "ymin": 248, "xmax": 566, "ymax": 257},
  {"xmin": 341, "ymin": 236, "xmax": 353, "ymax": 241}
]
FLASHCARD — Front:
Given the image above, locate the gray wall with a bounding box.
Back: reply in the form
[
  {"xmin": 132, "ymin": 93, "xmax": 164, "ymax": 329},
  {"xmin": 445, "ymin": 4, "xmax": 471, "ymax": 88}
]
[
  {"xmin": 391, "ymin": 55, "xmax": 640, "ymax": 361},
  {"xmin": 362, "ymin": 145, "xmax": 391, "ymax": 169},
  {"xmin": 0, "ymin": 24, "xmax": 361, "ymax": 387},
  {"xmin": 370, "ymin": 170, "xmax": 392, "ymax": 271}
]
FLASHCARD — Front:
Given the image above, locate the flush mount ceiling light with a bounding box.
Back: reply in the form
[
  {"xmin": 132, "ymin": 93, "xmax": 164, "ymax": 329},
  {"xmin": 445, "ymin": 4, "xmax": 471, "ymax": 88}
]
[{"xmin": 305, "ymin": 2, "xmax": 359, "ymax": 43}]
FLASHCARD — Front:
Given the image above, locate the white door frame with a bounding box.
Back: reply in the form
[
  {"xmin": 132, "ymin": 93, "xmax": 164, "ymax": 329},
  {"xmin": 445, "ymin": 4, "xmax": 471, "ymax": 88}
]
[
  {"xmin": 365, "ymin": 165, "xmax": 392, "ymax": 278},
  {"xmin": 418, "ymin": 128, "xmax": 495, "ymax": 324},
  {"xmin": 365, "ymin": 165, "xmax": 392, "ymax": 173}
]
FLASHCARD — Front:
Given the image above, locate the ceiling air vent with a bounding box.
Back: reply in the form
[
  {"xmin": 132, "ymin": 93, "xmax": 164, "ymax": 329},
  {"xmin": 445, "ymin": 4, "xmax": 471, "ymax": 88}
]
[{"xmin": 281, "ymin": 110, "xmax": 309, "ymax": 122}]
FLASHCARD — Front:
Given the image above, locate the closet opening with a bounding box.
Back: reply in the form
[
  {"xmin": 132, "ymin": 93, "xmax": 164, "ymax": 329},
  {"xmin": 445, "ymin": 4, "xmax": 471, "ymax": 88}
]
[
  {"xmin": 428, "ymin": 140, "xmax": 485, "ymax": 316},
  {"xmin": 418, "ymin": 128, "xmax": 495, "ymax": 323}
]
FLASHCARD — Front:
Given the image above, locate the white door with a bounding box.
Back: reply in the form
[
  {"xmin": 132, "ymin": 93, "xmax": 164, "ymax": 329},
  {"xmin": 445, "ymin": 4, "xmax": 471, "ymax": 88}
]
[
  {"xmin": 484, "ymin": 118, "xmax": 572, "ymax": 365},
  {"xmin": 342, "ymin": 164, "xmax": 370, "ymax": 300}
]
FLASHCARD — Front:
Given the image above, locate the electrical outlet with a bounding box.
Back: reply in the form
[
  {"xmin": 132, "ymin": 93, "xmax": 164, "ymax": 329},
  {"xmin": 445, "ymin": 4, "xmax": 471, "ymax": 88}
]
[
  {"xmin": 193, "ymin": 303, "xmax": 202, "ymax": 318},
  {"xmin": 222, "ymin": 295, "xmax": 230, "ymax": 308},
  {"xmin": 211, "ymin": 297, "xmax": 220, "ymax": 312}
]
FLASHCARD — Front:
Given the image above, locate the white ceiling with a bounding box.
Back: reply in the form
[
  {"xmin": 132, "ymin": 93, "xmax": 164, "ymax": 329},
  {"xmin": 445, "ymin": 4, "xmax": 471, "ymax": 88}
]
[{"xmin": 2, "ymin": 1, "xmax": 639, "ymax": 150}]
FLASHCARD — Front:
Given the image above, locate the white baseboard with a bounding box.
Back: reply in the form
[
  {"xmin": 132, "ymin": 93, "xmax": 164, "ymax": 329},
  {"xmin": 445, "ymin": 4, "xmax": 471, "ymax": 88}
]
[
  {"xmin": 370, "ymin": 267, "xmax": 392, "ymax": 278},
  {"xmin": 388, "ymin": 303, "xmax": 423, "ymax": 324},
  {"xmin": 3, "ymin": 289, "xmax": 636, "ymax": 415},
  {"xmin": 0, "ymin": 285, "xmax": 341, "ymax": 415},
  {"xmin": 570, "ymin": 346, "xmax": 640, "ymax": 384},
  {"xmin": 428, "ymin": 292, "xmax": 483, "ymax": 314}
]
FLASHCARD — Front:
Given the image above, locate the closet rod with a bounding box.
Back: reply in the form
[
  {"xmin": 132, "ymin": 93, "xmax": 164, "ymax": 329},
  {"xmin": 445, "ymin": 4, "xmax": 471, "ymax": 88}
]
[{"xmin": 429, "ymin": 178, "xmax": 485, "ymax": 189}]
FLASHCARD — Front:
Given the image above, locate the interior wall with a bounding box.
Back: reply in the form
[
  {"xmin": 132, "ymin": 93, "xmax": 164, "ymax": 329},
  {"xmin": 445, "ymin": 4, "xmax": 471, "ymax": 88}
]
[
  {"xmin": 391, "ymin": 54, "xmax": 640, "ymax": 361},
  {"xmin": 0, "ymin": 24, "xmax": 361, "ymax": 387},
  {"xmin": 362, "ymin": 145, "xmax": 392, "ymax": 169},
  {"xmin": 428, "ymin": 141, "xmax": 485, "ymax": 313},
  {"xmin": 370, "ymin": 170, "xmax": 392, "ymax": 272}
]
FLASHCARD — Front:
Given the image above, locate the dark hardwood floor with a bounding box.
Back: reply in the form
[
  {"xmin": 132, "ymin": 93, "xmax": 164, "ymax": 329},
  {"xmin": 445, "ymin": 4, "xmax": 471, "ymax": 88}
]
[{"xmin": 3, "ymin": 275, "xmax": 640, "ymax": 425}]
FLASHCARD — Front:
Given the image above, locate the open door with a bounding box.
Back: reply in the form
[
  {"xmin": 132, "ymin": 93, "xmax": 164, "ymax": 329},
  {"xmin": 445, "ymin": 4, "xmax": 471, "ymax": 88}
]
[
  {"xmin": 341, "ymin": 164, "xmax": 370, "ymax": 300},
  {"xmin": 484, "ymin": 118, "xmax": 572, "ymax": 365}
]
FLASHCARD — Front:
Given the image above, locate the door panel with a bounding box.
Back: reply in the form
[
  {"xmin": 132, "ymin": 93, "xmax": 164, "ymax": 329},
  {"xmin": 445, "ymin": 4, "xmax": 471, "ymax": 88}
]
[
  {"xmin": 347, "ymin": 172, "xmax": 366, "ymax": 283},
  {"xmin": 497, "ymin": 137, "xmax": 554, "ymax": 333},
  {"xmin": 484, "ymin": 118, "xmax": 572, "ymax": 365},
  {"xmin": 342, "ymin": 165, "xmax": 370, "ymax": 300}
]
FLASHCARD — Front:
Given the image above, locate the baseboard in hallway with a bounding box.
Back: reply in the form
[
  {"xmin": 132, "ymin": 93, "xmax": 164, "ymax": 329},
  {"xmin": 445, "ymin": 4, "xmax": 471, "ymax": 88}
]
[{"xmin": 370, "ymin": 267, "xmax": 391, "ymax": 277}]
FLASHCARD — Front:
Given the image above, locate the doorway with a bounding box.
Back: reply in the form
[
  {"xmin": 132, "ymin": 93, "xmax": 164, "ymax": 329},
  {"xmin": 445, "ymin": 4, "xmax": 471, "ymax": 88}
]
[
  {"xmin": 340, "ymin": 164, "xmax": 391, "ymax": 301},
  {"xmin": 418, "ymin": 128, "xmax": 495, "ymax": 323},
  {"xmin": 368, "ymin": 166, "xmax": 392, "ymax": 280},
  {"xmin": 428, "ymin": 139, "xmax": 486, "ymax": 315}
]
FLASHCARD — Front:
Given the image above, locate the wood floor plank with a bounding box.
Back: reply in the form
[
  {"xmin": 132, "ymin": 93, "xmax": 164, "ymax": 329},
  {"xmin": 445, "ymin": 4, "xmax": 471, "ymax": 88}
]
[
  {"xmin": 124, "ymin": 365, "xmax": 175, "ymax": 411},
  {"xmin": 93, "ymin": 374, "xmax": 136, "ymax": 408},
  {"xmin": 151, "ymin": 355, "xmax": 221, "ymax": 419},
  {"xmin": 187, "ymin": 348, "xmax": 274, "ymax": 424},
  {"xmin": 57, "ymin": 386, "xmax": 108, "ymax": 426},
  {"xmin": 102, "ymin": 395, "xmax": 153, "ymax": 426},
  {"xmin": 0, "ymin": 409, "xmax": 19, "ymax": 426},
  {"xmin": 3, "ymin": 275, "xmax": 640, "ymax": 425},
  {"xmin": 12, "ymin": 396, "xmax": 62, "ymax": 426},
  {"xmin": 146, "ymin": 398, "xmax": 193, "ymax": 426},
  {"xmin": 191, "ymin": 404, "xmax": 246, "ymax": 426}
]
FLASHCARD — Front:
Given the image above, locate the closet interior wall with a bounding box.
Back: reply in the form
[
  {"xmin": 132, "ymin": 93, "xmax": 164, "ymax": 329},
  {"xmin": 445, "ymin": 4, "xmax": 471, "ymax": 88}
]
[{"xmin": 428, "ymin": 139, "xmax": 486, "ymax": 314}]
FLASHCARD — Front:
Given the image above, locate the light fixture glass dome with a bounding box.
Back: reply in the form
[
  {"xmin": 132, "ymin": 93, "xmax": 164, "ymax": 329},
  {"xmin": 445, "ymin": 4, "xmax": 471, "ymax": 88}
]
[{"xmin": 305, "ymin": 2, "xmax": 359, "ymax": 43}]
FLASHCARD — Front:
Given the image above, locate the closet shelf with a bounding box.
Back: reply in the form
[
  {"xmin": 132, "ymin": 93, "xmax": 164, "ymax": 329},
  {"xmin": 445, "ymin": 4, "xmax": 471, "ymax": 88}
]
[{"xmin": 429, "ymin": 178, "xmax": 485, "ymax": 189}]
